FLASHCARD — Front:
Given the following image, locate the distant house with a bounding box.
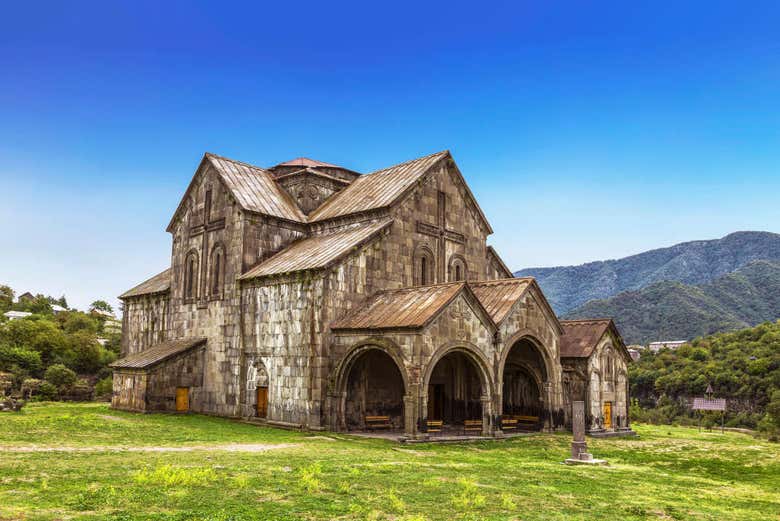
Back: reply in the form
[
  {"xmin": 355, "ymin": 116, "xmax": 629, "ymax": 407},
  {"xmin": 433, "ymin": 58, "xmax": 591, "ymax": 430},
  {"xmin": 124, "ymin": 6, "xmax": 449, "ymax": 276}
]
[
  {"xmin": 51, "ymin": 304, "xmax": 67, "ymax": 314},
  {"xmin": 648, "ymin": 340, "xmax": 687, "ymax": 352},
  {"xmin": 3, "ymin": 311, "xmax": 32, "ymax": 321},
  {"xmin": 17, "ymin": 292, "xmax": 34, "ymax": 303},
  {"xmin": 627, "ymin": 347, "xmax": 642, "ymax": 361},
  {"xmin": 91, "ymin": 309, "xmax": 115, "ymax": 319}
]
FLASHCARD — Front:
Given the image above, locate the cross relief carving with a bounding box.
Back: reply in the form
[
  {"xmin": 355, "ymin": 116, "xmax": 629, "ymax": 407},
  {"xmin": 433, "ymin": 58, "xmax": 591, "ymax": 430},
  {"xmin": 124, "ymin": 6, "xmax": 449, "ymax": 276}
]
[
  {"xmin": 417, "ymin": 191, "xmax": 465, "ymax": 282},
  {"xmin": 449, "ymin": 299, "xmax": 470, "ymax": 339},
  {"xmin": 189, "ymin": 188, "xmax": 225, "ymax": 303}
]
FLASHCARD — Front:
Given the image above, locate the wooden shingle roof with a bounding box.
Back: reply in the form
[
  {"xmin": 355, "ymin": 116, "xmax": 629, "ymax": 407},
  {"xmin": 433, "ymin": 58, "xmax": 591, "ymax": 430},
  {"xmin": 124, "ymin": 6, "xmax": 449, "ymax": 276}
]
[
  {"xmin": 240, "ymin": 219, "xmax": 393, "ymax": 281},
  {"xmin": 110, "ymin": 338, "xmax": 206, "ymax": 369},
  {"xmin": 119, "ymin": 268, "xmax": 171, "ymax": 299}
]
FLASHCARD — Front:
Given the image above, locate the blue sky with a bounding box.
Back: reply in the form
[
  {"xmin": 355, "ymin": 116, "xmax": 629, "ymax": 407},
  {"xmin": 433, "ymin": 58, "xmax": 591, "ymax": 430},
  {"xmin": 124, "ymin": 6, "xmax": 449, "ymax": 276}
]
[{"xmin": 2, "ymin": 1, "xmax": 779, "ymax": 310}]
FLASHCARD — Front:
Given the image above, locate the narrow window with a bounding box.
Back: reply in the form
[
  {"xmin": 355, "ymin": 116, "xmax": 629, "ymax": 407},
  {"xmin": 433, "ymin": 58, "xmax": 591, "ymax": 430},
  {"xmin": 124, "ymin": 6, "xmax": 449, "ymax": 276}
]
[
  {"xmin": 212, "ymin": 251, "xmax": 222, "ymax": 295},
  {"xmin": 204, "ymin": 189, "xmax": 213, "ymax": 223},
  {"xmin": 455, "ymin": 264, "xmax": 462, "ymax": 281},
  {"xmin": 185, "ymin": 254, "xmax": 198, "ymax": 299},
  {"xmin": 421, "ymin": 256, "xmax": 428, "ymax": 285}
]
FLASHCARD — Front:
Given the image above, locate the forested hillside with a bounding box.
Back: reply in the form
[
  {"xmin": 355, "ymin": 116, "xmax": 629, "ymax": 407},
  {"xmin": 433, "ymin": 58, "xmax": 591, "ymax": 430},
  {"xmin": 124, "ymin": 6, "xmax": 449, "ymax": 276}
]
[
  {"xmin": 629, "ymin": 320, "xmax": 780, "ymax": 433},
  {"xmin": 515, "ymin": 231, "xmax": 780, "ymax": 314},
  {"xmin": 564, "ymin": 260, "xmax": 780, "ymax": 344}
]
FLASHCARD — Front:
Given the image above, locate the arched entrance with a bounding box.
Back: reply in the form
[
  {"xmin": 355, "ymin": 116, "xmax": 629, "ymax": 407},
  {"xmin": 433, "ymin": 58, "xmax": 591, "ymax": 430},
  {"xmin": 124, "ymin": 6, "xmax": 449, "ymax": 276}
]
[
  {"xmin": 246, "ymin": 359, "xmax": 269, "ymax": 419},
  {"xmin": 425, "ymin": 349, "xmax": 489, "ymax": 432},
  {"xmin": 343, "ymin": 348, "xmax": 406, "ymax": 431},
  {"xmin": 501, "ymin": 338, "xmax": 549, "ymax": 430}
]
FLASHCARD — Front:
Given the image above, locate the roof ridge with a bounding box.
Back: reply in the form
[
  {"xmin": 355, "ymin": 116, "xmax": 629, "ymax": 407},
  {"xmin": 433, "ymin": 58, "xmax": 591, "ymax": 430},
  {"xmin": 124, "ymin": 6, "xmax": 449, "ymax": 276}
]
[
  {"xmin": 367, "ymin": 150, "xmax": 449, "ymax": 175},
  {"xmin": 205, "ymin": 152, "xmax": 269, "ymax": 173},
  {"xmin": 561, "ymin": 318, "xmax": 613, "ymax": 324},
  {"xmin": 471, "ymin": 277, "xmax": 532, "ymax": 286}
]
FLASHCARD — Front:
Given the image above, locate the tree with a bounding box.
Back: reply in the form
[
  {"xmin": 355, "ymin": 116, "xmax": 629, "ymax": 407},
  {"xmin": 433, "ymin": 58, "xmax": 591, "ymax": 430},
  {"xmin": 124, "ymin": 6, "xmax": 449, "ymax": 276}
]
[
  {"xmin": 0, "ymin": 285, "xmax": 14, "ymax": 312},
  {"xmin": 767, "ymin": 390, "xmax": 780, "ymax": 429},
  {"xmin": 89, "ymin": 300, "xmax": 113, "ymax": 314},
  {"xmin": 44, "ymin": 364, "xmax": 77, "ymax": 390}
]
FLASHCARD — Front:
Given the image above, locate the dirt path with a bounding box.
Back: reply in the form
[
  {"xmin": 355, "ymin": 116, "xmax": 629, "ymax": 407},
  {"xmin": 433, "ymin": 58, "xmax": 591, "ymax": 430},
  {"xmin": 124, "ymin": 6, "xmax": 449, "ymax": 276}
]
[{"xmin": 0, "ymin": 443, "xmax": 299, "ymax": 453}]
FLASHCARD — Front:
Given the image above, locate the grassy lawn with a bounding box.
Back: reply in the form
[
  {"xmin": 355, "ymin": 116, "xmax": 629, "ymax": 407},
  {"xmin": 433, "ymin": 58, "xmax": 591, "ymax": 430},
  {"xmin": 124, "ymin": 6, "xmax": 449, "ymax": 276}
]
[{"xmin": 0, "ymin": 403, "xmax": 778, "ymax": 520}]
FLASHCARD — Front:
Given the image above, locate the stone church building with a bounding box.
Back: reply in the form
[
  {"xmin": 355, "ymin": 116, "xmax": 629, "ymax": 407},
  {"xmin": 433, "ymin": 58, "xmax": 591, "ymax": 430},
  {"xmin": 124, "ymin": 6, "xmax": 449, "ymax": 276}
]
[{"xmin": 111, "ymin": 151, "xmax": 633, "ymax": 437}]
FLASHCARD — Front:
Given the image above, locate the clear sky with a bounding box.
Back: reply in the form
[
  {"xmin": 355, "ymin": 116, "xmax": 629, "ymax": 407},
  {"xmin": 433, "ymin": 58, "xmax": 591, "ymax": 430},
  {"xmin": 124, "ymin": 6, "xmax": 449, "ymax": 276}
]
[{"xmin": 2, "ymin": 1, "xmax": 779, "ymax": 311}]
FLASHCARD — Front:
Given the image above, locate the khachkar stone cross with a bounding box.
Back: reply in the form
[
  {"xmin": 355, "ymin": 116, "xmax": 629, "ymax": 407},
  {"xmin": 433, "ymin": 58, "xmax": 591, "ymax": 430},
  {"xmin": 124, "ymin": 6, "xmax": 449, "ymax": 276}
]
[
  {"xmin": 190, "ymin": 188, "xmax": 225, "ymax": 303},
  {"xmin": 565, "ymin": 401, "xmax": 607, "ymax": 465},
  {"xmin": 417, "ymin": 191, "xmax": 465, "ymax": 282}
]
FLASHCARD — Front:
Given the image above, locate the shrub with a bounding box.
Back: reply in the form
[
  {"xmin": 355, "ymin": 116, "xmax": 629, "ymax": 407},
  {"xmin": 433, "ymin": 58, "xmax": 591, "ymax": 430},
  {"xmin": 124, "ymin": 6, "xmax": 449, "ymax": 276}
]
[
  {"xmin": 44, "ymin": 363, "xmax": 77, "ymax": 390},
  {"xmin": 37, "ymin": 381, "xmax": 58, "ymax": 400},
  {"xmin": 0, "ymin": 345, "xmax": 43, "ymax": 375},
  {"xmin": 94, "ymin": 376, "xmax": 113, "ymax": 399}
]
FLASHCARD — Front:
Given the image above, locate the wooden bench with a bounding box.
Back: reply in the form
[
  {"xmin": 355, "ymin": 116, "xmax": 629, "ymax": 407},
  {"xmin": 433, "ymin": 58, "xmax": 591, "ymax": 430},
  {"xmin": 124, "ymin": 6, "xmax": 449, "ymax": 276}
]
[
  {"xmin": 365, "ymin": 415, "xmax": 391, "ymax": 430},
  {"xmin": 515, "ymin": 415, "xmax": 540, "ymax": 429},
  {"xmin": 501, "ymin": 417, "xmax": 518, "ymax": 432},
  {"xmin": 463, "ymin": 419, "xmax": 483, "ymax": 434},
  {"xmin": 426, "ymin": 420, "xmax": 443, "ymax": 434}
]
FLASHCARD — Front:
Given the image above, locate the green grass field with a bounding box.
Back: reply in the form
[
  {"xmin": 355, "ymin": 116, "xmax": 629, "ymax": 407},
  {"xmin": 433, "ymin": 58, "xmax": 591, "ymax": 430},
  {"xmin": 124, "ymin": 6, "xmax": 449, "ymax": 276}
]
[{"xmin": 0, "ymin": 403, "xmax": 778, "ymax": 520}]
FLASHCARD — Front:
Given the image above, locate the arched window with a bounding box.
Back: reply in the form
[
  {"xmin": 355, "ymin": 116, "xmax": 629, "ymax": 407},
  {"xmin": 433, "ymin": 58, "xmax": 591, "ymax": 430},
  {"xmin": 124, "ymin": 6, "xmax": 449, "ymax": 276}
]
[
  {"xmin": 414, "ymin": 246, "xmax": 435, "ymax": 286},
  {"xmin": 210, "ymin": 244, "xmax": 225, "ymax": 298},
  {"xmin": 448, "ymin": 255, "xmax": 467, "ymax": 282},
  {"xmin": 184, "ymin": 251, "xmax": 199, "ymax": 301}
]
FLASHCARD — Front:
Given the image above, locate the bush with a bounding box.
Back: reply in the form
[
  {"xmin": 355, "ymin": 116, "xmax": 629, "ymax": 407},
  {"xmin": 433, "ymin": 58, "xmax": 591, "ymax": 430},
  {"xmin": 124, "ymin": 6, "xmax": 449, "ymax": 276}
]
[
  {"xmin": 44, "ymin": 364, "xmax": 77, "ymax": 390},
  {"xmin": 0, "ymin": 345, "xmax": 43, "ymax": 375},
  {"xmin": 94, "ymin": 377, "xmax": 113, "ymax": 399},
  {"xmin": 36, "ymin": 381, "xmax": 58, "ymax": 400}
]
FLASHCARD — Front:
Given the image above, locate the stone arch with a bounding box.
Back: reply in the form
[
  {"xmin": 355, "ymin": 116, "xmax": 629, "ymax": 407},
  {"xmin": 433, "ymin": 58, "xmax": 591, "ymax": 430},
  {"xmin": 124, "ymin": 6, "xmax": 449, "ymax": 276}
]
[
  {"xmin": 498, "ymin": 333, "xmax": 555, "ymax": 429},
  {"xmin": 333, "ymin": 338, "xmax": 410, "ymax": 431},
  {"xmin": 448, "ymin": 254, "xmax": 468, "ymax": 282},
  {"xmin": 422, "ymin": 342, "xmax": 494, "ymax": 433},
  {"xmin": 413, "ymin": 244, "xmax": 435, "ymax": 286}
]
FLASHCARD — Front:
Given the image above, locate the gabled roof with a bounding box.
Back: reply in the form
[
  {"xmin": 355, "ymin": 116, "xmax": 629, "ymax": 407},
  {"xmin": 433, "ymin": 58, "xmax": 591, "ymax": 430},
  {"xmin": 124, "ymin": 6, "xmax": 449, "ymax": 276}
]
[
  {"xmin": 470, "ymin": 278, "xmax": 532, "ymax": 324},
  {"xmin": 167, "ymin": 153, "xmax": 306, "ymax": 232},
  {"xmin": 274, "ymin": 167, "xmax": 352, "ymax": 186},
  {"xmin": 274, "ymin": 157, "xmax": 345, "ymax": 169},
  {"xmin": 119, "ymin": 268, "xmax": 172, "ymax": 299},
  {"xmin": 559, "ymin": 319, "xmax": 627, "ymax": 359},
  {"xmin": 330, "ymin": 282, "xmax": 494, "ymax": 332},
  {"xmin": 110, "ymin": 338, "xmax": 206, "ymax": 369},
  {"xmin": 308, "ymin": 151, "xmax": 450, "ymax": 222},
  {"xmin": 486, "ymin": 246, "xmax": 514, "ymax": 278},
  {"xmin": 240, "ymin": 219, "xmax": 393, "ymax": 281}
]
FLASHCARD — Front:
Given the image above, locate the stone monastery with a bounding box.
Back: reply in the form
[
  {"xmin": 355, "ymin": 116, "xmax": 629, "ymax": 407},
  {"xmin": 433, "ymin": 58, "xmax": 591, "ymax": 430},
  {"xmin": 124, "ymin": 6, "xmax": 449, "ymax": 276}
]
[{"xmin": 111, "ymin": 151, "xmax": 634, "ymax": 437}]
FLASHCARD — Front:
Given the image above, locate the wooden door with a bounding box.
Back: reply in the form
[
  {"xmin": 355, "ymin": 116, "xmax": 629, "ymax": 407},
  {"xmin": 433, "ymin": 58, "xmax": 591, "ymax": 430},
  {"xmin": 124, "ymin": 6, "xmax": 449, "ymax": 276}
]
[
  {"xmin": 175, "ymin": 387, "xmax": 189, "ymax": 412},
  {"xmin": 256, "ymin": 386, "xmax": 268, "ymax": 418},
  {"xmin": 603, "ymin": 401, "xmax": 612, "ymax": 429}
]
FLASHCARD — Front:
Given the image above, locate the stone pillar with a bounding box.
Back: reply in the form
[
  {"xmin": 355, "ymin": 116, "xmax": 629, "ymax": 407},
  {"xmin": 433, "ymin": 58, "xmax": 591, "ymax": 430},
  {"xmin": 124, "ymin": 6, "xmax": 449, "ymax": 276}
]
[
  {"xmin": 481, "ymin": 394, "xmax": 492, "ymax": 436},
  {"xmin": 404, "ymin": 393, "xmax": 417, "ymax": 436},
  {"xmin": 571, "ymin": 400, "xmax": 587, "ymax": 459},
  {"xmin": 416, "ymin": 391, "xmax": 428, "ymax": 439},
  {"xmin": 544, "ymin": 381, "xmax": 554, "ymax": 432}
]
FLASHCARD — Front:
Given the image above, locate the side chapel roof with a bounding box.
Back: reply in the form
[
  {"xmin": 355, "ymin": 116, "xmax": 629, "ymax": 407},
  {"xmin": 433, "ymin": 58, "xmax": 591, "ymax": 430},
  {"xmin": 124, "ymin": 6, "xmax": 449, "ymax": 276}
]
[
  {"xmin": 119, "ymin": 268, "xmax": 172, "ymax": 299},
  {"xmin": 110, "ymin": 337, "xmax": 206, "ymax": 369},
  {"xmin": 559, "ymin": 318, "xmax": 628, "ymax": 359}
]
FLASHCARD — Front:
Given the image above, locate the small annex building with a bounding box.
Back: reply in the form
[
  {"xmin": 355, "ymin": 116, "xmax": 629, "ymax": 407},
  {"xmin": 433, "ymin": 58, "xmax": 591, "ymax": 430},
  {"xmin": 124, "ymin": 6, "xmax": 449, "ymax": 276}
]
[
  {"xmin": 559, "ymin": 319, "xmax": 634, "ymax": 435},
  {"xmin": 111, "ymin": 149, "xmax": 630, "ymax": 438}
]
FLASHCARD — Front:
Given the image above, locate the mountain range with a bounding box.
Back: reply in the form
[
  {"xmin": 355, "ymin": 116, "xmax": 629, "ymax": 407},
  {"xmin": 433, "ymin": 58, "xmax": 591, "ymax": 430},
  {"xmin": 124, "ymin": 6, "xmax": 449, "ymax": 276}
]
[{"xmin": 514, "ymin": 231, "xmax": 780, "ymax": 344}]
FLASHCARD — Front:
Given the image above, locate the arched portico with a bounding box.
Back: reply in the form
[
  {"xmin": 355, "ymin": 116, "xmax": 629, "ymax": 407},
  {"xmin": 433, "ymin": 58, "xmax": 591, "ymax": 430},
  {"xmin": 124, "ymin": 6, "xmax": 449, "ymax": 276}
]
[
  {"xmin": 498, "ymin": 334, "xmax": 556, "ymax": 431},
  {"xmin": 331, "ymin": 339, "xmax": 413, "ymax": 434},
  {"xmin": 421, "ymin": 343, "xmax": 494, "ymax": 436}
]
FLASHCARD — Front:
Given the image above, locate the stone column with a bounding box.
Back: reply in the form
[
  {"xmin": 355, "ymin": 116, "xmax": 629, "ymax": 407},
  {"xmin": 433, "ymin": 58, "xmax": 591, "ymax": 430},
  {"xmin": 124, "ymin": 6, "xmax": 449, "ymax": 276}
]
[
  {"xmin": 571, "ymin": 400, "xmax": 588, "ymax": 459},
  {"xmin": 416, "ymin": 391, "xmax": 428, "ymax": 439},
  {"xmin": 544, "ymin": 381, "xmax": 554, "ymax": 431},
  {"xmin": 404, "ymin": 393, "xmax": 417, "ymax": 436},
  {"xmin": 481, "ymin": 394, "xmax": 492, "ymax": 436}
]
